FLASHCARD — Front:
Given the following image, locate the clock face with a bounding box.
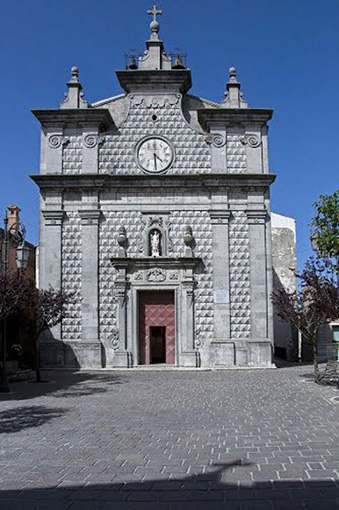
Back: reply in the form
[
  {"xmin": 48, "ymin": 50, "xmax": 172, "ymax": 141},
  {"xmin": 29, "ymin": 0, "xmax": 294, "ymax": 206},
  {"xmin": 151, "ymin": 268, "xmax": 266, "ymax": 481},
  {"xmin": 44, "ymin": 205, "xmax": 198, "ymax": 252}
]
[{"xmin": 136, "ymin": 137, "xmax": 174, "ymax": 174}]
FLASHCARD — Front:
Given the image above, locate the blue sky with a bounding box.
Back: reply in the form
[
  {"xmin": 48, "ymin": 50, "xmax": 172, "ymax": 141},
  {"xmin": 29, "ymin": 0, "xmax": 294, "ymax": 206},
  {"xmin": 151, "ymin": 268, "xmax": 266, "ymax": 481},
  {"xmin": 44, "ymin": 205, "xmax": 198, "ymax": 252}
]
[{"xmin": 0, "ymin": 0, "xmax": 338, "ymax": 267}]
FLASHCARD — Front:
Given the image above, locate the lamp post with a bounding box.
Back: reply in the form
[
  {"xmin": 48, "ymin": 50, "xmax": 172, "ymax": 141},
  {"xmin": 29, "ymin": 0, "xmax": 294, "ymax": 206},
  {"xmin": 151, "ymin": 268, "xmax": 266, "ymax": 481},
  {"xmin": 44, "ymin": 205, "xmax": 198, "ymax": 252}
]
[{"xmin": 0, "ymin": 211, "xmax": 28, "ymax": 393}]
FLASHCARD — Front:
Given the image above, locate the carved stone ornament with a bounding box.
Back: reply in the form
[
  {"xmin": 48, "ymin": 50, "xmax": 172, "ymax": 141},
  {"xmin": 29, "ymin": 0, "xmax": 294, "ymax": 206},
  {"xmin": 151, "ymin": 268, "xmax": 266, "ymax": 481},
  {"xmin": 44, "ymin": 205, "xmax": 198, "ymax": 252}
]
[
  {"xmin": 212, "ymin": 134, "xmax": 226, "ymax": 148},
  {"xmin": 167, "ymin": 220, "xmax": 174, "ymax": 255},
  {"xmin": 115, "ymin": 283, "xmax": 127, "ymax": 300},
  {"xmin": 147, "ymin": 268, "xmax": 166, "ymax": 282},
  {"xmin": 117, "ymin": 226, "xmax": 128, "ymax": 254},
  {"xmin": 240, "ymin": 134, "xmax": 261, "ymax": 148},
  {"xmin": 184, "ymin": 225, "xmax": 194, "ymax": 248},
  {"xmin": 110, "ymin": 329, "xmax": 120, "ymax": 351},
  {"xmin": 148, "ymin": 216, "xmax": 164, "ymax": 228},
  {"xmin": 83, "ymin": 134, "xmax": 105, "ymax": 148},
  {"xmin": 195, "ymin": 329, "xmax": 204, "ymax": 349},
  {"xmin": 169, "ymin": 271, "xmax": 179, "ymax": 281},
  {"xmin": 134, "ymin": 271, "xmax": 144, "ymax": 281},
  {"xmin": 48, "ymin": 135, "xmax": 69, "ymax": 149},
  {"xmin": 137, "ymin": 217, "xmax": 147, "ymax": 253},
  {"xmin": 130, "ymin": 94, "xmax": 181, "ymax": 109}
]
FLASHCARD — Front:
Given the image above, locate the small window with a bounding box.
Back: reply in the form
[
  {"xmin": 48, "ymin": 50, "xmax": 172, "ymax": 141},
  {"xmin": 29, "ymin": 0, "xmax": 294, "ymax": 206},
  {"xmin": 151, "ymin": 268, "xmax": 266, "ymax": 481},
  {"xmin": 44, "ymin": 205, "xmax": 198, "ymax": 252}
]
[{"xmin": 332, "ymin": 326, "xmax": 339, "ymax": 342}]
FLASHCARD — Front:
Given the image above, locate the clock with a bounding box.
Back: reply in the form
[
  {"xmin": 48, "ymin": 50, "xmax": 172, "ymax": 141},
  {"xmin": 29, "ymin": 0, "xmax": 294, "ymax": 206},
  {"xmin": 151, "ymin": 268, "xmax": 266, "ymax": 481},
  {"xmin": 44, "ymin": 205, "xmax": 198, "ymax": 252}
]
[{"xmin": 136, "ymin": 136, "xmax": 174, "ymax": 174}]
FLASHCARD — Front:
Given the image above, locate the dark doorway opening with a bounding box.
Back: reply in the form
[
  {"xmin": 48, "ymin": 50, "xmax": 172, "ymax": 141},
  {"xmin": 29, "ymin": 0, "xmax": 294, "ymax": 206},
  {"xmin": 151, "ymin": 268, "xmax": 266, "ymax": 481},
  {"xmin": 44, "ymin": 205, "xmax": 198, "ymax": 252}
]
[{"xmin": 150, "ymin": 326, "xmax": 166, "ymax": 364}]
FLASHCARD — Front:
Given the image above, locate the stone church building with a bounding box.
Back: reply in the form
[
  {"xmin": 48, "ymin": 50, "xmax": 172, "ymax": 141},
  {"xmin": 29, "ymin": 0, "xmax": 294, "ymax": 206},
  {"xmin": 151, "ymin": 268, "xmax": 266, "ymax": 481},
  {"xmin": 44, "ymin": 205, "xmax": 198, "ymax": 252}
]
[{"xmin": 32, "ymin": 8, "xmax": 294, "ymax": 369}]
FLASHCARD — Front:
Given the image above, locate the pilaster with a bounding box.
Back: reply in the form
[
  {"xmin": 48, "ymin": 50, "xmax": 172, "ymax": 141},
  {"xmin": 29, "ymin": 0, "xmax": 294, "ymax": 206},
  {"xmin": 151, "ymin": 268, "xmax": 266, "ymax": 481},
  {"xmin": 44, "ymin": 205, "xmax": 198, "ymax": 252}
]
[
  {"xmin": 41, "ymin": 208, "xmax": 64, "ymax": 339},
  {"xmin": 82, "ymin": 128, "xmax": 103, "ymax": 174},
  {"xmin": 113, "ymin": 265, "xmax": 130, "ymax": 367},
  {"xmin": 246, "ymin": 209, "xmax": 268, "ymax": 337},
  {"xmin": 243, "ymin": 126, "xmax": 263, "ymax": 174},
  {"xmin": 79, "ymin": 208, "xmax": 102, "ymax": 366},
  {"xmin": 210, "ymin": 127, "xmax": 227, "ymax": 173},
  {"xmin": 45, "ymin": 128, "xmax": 67, "ymax": 175},
  {"xmin": 210, "ymin": 211, "xmax": 231, "ymax": 340},
  {"xmin": 210, "ymin": 210, "xmax": 235, "ymax": 367},
  {"xmin": 180, "ymin": 277, "xmax": 196, "ymax": 367}
]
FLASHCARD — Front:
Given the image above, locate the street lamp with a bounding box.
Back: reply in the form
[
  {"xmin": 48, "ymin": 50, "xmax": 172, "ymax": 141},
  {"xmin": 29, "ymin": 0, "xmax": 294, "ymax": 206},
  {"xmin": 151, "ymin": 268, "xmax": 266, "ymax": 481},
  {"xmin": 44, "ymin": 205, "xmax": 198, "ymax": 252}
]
[
  {"xmin": 0, "ymin": 211, "xmax": 28, "ymax": 393},
  {"xmin": 16, "ymin": 242, "xmax": 31, "ymax": 271}
]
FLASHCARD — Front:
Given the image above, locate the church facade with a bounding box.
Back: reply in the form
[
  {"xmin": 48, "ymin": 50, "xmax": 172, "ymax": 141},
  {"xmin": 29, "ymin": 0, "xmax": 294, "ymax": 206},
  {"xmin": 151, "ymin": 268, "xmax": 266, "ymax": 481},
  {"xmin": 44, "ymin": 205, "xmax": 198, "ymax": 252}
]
[{"xmin": 32, "ymin": 9, "xmax": 278, "ymax": 369}]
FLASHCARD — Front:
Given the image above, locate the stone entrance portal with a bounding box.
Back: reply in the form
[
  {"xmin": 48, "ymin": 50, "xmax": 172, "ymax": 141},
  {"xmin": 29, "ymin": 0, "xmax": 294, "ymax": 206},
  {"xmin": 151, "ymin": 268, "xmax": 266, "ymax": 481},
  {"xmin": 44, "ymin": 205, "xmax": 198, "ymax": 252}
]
[{"xmin": 138, "ymin": 291, "xmax": 175, "ymax": 365}]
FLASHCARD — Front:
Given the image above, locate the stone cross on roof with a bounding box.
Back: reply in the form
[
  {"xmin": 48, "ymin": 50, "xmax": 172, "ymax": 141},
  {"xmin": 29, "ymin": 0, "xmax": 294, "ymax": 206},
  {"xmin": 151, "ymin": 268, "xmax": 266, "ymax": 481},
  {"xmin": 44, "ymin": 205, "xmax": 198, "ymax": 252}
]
[{"xmin": 147, "ymin": 4, "xmax": 162, "ymax": 22}]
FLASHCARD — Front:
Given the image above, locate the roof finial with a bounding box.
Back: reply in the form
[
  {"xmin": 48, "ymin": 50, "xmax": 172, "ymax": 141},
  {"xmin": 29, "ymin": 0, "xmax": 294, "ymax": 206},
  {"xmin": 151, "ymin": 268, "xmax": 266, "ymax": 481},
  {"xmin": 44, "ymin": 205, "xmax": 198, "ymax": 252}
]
[
  {"xmin": 221, "ymin": 66, "xmax": 248, "ymax": 109},
  {"xmin": 60, "ymin": 66, "xmax": 88, "ymax": 109},
  {"xmin": 147, "ymin": 4, "xmax": 162, "ymax": 34}
]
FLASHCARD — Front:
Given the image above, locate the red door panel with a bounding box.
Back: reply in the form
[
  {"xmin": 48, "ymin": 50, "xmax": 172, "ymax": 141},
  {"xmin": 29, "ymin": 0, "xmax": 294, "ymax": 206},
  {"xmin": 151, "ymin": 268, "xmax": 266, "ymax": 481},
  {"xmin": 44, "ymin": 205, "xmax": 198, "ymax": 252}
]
[{"xmin": 138, "ymin": 291, "xmax": 175, "ymax": 365}]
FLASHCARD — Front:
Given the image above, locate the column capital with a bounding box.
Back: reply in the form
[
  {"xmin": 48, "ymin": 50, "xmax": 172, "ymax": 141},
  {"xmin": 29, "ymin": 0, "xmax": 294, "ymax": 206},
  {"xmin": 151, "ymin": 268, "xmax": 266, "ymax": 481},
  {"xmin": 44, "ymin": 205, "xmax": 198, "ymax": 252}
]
[
  {"xmin": 246, "ymin": 209, "xmax": 268, "ymax": 225},
  {"xmin": 42, "ymin": 209, "xmax": 65, "ymax": 226},
  {"xmin": 79, "ymin": 209, "xmax": 101, "ymax": 226},
  {"xmin": 209, "ymin": 210, "xmax": 232, "ymax": 225}
]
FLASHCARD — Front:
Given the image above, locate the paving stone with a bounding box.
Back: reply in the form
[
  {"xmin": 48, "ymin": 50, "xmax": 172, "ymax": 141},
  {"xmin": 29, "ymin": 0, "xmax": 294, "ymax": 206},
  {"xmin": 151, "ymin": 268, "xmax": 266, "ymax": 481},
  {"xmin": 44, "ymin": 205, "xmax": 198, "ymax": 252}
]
[{"xmin": 0, "ymin": 366, "xmax": 338, "ymax": 508}]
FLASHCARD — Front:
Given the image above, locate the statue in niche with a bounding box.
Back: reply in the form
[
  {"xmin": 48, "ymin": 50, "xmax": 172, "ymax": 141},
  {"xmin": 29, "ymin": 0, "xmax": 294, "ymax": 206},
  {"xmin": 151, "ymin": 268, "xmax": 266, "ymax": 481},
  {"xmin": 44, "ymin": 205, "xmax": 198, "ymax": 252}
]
[{"xmin": 150, "ymin": 229, "xmax": 161, "ymax": 257}]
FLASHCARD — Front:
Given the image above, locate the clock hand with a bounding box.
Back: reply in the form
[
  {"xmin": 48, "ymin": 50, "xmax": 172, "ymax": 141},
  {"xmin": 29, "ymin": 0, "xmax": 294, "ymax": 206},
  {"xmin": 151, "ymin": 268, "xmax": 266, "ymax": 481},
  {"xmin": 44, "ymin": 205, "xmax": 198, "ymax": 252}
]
[
  {"xmin": 153, "ymin": 153, "xmax": 157, "ymax": 171},
  {"xmin": 154, "ymin": 153, "xmax": 163, "ymax": 163}
]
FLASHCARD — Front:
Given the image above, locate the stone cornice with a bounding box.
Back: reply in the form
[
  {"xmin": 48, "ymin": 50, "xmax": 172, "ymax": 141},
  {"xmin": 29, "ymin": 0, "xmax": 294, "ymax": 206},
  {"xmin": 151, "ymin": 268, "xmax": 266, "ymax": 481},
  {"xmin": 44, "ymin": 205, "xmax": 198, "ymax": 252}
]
[
  {"xmin": 197, "ymin": 108, "xmax": 273, "ymax": 129},
  {"xmin": 79, "ymin": 209, "xmax": 102, "ymax": 225},
  {"xmin": 31, "ymin": 173, "xmax": 276, "ymax": 191},
  {"xmin": 32, "ymin": 109, "xmax": 114, "ymax": 131},
  {"xmin": 116, "ymin": 69, "xmax": 192, "ymax": 94},
  {"xmin": 209, "ymin": 210, "xmax": 232, "ymax": 224},
  {"xmin": 110, "ymin": 257, "xmax": 202, "ymax": 271},
  {"xmin": 246, "ymin": 209, "xmax": 268, "ymax": 225},
  {"xmin": 42, "ymin": 209, "xmax": 65, "ymax": 226}
]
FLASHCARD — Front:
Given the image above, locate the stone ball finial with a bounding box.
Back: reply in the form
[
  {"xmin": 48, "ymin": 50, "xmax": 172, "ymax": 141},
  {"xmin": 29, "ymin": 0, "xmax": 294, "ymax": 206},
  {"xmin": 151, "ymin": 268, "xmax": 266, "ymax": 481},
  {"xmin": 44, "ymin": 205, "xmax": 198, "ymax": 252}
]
[
  {"xmin": 229, "ymin": 66, "xmax": 236, "ymax": 78},
  {"xmin": 150, "ymin": 20, "xmax": 160, "ymax": 32},
  {"xmin": 70, "ymin": 67, "xmax": 79, "ymax": 83}
]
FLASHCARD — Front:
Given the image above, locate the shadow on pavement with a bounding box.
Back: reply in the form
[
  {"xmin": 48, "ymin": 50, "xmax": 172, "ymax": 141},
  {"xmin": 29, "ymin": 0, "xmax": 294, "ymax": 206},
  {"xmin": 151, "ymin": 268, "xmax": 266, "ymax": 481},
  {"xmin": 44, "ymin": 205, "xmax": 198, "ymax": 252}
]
[
  {"xmin": 0, "ymin": 462, "xmax": 338, "ymax": 509},
  {"xmin": 0, "ymin": 371, "xmax": 126, "ymax": 402},
  {"xmin": 274, "ymin": 357, "xmax": 313, "ymax": 369},
  {"xmin": 0, "ymin": 405, "xmax": 67, "ymax": 434}
]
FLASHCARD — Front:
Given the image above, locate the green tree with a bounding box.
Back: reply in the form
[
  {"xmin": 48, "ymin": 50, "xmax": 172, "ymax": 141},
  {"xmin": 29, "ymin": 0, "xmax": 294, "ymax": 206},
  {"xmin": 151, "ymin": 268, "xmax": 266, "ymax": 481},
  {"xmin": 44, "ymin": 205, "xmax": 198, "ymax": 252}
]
[{"xmin": 310, "ymin": 190, "xmax": 339, "ymax": 278}]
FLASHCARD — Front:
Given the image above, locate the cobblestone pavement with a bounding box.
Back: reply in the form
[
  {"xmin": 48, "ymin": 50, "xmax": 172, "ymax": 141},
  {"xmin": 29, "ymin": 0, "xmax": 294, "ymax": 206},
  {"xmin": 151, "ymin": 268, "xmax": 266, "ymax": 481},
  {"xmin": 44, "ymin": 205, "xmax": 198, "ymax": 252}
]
[{"xmin": 0, "ymin": 364, "xmax": 339, "ymax": 509}]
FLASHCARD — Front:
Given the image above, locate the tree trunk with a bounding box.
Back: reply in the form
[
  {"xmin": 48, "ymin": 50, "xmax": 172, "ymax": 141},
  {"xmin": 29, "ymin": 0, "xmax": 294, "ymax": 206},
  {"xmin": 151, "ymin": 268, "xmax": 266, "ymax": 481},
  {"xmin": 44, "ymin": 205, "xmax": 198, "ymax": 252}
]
[
  {"xmin": 312, "ymin": 336, "xmax": 320, "ymax": 384},
  {"xmin": 34, "ymin": 335, "xmax": 42, "ymax": 383}
]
